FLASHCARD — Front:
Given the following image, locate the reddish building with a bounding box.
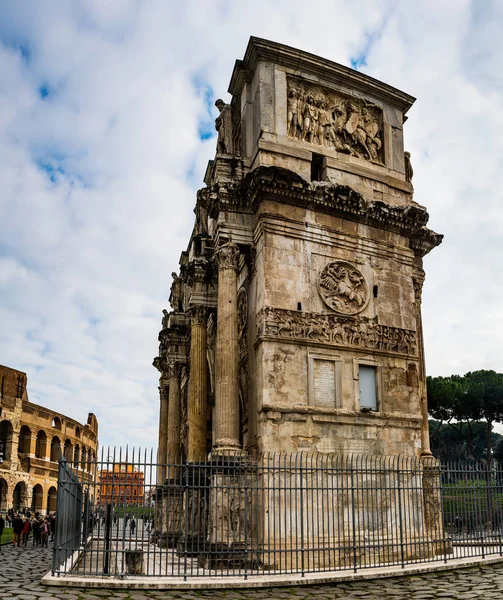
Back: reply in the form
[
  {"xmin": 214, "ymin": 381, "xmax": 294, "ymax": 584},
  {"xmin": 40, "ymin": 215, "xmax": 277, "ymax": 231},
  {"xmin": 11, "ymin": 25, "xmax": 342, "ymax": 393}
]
[{"xmin": 98, "ymin": 463, "xmax": 145, "ymax": 506}]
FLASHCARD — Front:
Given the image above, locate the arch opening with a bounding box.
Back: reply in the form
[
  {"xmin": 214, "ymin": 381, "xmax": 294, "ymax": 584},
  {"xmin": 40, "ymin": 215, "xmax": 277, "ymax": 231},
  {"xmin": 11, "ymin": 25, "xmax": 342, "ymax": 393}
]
[
  {"xmin": 0, "ymin": 478, "xmax": 8, "ymax": 511},
  {"xmin": 0, "ymin": 420, "xmax": 13, "ymax": 462},
  {"xmin": 13, "ymin": 481, "xmax": 28, "ymax": 512},
  {"xmin": 64, "ymin": 439, "xmax": 73, "ymax": 462},
  {"xmin": 36, "ymin": 430, "xmax": 47, "ymax": 459},
  {"xmin": 47, "ymin": 486, "xmax": 57, "ymax": 513},
  {"xmin": 32, "ymin": 483, "xmax": 44, "ymax": 512},
  {"xmin": 18, "ymin": 425, "xmax": 31, "ymax": 454},
  {"xmin": 50, "ymin": 436, "xmax": 61, "ymax": 462}
]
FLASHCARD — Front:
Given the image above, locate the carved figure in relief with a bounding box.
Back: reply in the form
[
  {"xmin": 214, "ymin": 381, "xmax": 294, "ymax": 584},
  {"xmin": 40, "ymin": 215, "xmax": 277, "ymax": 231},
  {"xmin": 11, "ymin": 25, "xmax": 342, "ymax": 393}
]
[
  {"xmin": 162, "ymin": 309, "xmax": 169, "ymax": 329},
  {"xmin": 215, "ymin": 99, "xmax": 233, "ymax": 155},
  {"xmin": 404, "ymin": 151, "xmax": 414, "ymax": 182},
  {"xmin": 319, "ymin": 261, "xmax": 369, "ymax": 315},
  {"xmin": 169, "ymin": 272, "xmax": 184, "ymax": 312},
  {"xmin": 302, "ymin": 94, "xmax": 318, "ymax": 143},
  {"xmin": 287, "ymin": 87, "xmax": 301, "ymax": 138}
]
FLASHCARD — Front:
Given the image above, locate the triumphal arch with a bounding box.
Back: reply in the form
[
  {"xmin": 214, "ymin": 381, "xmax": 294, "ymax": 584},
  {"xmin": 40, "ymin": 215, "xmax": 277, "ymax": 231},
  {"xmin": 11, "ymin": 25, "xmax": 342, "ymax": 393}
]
[{"xmin": 154, "ymin": 38, "xmax": 443, "ymax": 567}]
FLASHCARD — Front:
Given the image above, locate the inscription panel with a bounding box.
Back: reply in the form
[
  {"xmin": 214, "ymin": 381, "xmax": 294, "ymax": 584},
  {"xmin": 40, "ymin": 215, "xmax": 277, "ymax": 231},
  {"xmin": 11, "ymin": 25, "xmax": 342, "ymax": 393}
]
[{"xmin": 313, "ymin": 359, "xmax": 336, "ymax": 408}]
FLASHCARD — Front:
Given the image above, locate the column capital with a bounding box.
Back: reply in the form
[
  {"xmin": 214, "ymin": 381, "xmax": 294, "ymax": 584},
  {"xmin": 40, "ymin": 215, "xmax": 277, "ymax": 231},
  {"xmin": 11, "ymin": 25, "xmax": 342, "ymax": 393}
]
[
  {"xmin": 412, "ymin": 277, "xmax": 424, "ymax": 305},
  {"xmin": 189, "ymin": 305, "xmax": 208, "ymax": 326},
  {"xmin": 167, "ymin": 358, "xmax": 181, "ymax": 379},
  {"xmin": 215, "ymin": 242, "xmax": 240, "ymax": 271}
]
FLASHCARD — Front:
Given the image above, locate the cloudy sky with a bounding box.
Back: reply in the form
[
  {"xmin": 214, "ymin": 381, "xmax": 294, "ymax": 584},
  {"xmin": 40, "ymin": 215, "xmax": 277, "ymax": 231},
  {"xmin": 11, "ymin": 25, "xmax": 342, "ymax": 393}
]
[{"xmin": 1, "ymin": 0, "xmax": 502, "ymax": 449}]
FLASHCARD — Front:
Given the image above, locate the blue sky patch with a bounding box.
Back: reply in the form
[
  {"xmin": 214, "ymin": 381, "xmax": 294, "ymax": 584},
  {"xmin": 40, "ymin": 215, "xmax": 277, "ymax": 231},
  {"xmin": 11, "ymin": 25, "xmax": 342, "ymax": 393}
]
[
  {"xmin": 192, "ymin": 73, "xmax": 216, "ymax": 142},
  {"xmin": 37, "ymin": 161, "xmax": 65, "ymax": 183},
  {"xmin": 19, "ymin": 43, "xmax": 31, "ymax": 64},
  {"xmin": 349, "ymin": 24, "xmax": 387, "ymax": 71}
]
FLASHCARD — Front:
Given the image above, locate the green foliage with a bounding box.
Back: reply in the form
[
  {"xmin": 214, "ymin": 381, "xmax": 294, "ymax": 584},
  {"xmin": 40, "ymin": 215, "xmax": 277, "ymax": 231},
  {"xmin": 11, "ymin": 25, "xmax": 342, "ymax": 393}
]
[
  {"xmin": 427, "ymin": 370, "xmax": 503, "ymax": 462},
  {"xmin": 0, "ymin": 528, "xmax": 14, "ymax": 544},
  {"xmin": 429, "ymin": 419, "xmax": 503, "ymax": 462}
]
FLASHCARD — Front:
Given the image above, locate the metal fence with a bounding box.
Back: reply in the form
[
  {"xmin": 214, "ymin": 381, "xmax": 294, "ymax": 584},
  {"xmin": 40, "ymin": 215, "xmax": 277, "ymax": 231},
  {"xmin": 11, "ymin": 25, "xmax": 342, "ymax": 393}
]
[
  {"xmin": 52, "ymin": 449, "xmax": 503, "ymax": 580},
  {"xmin": 53, "ymin": 459, "xmax": 84, "ymax": 570}
]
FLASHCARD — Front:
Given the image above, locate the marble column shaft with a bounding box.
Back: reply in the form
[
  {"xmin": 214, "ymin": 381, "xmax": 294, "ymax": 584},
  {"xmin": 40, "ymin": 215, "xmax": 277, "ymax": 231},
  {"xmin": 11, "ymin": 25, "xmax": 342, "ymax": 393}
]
[
  {"xmin": 157, "ymin": 384, "xmax": 169, "ymax": 484},
  {"xmin": 167, "ymin": 365, "xmax": 181, "ymax": 471},
  {"xmin": 214, "ymin": 243, "xmax": 241, "ymax": 451},
  {"xmin": 414, "ymin": 274, "xmax": 431, "ymax": 456},
  {"xmin": 188, "ymin": 308, "xmax": 208, "ymax": 462}
]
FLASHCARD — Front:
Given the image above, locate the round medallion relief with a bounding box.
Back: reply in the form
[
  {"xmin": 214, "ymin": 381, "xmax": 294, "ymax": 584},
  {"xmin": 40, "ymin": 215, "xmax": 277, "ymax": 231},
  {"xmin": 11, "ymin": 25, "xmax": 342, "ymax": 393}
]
[{"xmin": 318, "ymin": 260, "xmax": 369, "ymax": 315}]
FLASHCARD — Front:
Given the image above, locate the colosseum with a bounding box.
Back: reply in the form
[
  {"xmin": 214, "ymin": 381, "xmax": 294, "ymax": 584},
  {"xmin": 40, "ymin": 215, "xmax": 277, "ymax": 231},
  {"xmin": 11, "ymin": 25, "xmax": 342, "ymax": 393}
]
[{"xmin": 0, "ymin": 364, "xmax": 99, "ymax": 515}]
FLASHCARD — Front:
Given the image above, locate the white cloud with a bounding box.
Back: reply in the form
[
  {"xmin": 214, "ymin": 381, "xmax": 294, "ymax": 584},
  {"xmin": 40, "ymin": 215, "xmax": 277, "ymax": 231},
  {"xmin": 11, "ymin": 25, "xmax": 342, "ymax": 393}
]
[{"xmin": 0, "ymin": 0, "xmax": 502, "ymax": 448}]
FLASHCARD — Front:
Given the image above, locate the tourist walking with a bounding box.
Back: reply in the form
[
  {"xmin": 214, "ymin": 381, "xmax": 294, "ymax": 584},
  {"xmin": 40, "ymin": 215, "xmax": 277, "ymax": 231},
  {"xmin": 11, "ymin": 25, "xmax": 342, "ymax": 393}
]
[
  {"xmin": 129, "ymin": 518, "xmax": 136, "ymax": 535},
  {"xmin": 49, "ymin": 513, "xmax": 56, "ymax": 542},
  {"xmin": 21, "ymin": 517, "xmax": 31, "ymax": 546},
  {"xmin": 12, "ymin": 514, "xmax": 23, "ymax": 547},
  {"xmin": 40, "ymin": 519, "xmax": 49, "ymax": 547},
  {"xmin": 32, "ymin": 517, "xmax": 40, "ymax": 546}
]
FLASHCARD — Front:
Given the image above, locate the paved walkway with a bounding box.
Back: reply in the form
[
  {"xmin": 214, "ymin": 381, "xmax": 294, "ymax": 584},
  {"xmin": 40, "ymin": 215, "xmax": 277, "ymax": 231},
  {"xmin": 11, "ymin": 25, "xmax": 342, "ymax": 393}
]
[{"xmin": 2, "ymin": 543, "xmax": 503, "ymax": 599}]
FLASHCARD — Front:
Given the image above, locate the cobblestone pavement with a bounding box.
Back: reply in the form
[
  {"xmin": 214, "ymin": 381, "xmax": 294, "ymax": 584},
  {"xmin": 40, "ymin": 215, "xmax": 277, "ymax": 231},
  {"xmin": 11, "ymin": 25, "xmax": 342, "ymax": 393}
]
[{"xmin": 3, "ymin": 543, "xmax": 503, "ymax": 599}]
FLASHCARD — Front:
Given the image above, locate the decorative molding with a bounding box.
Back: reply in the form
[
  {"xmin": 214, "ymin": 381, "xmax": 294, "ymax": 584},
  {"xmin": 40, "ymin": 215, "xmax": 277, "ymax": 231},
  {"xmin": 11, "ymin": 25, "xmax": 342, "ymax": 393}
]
[
  {"xmin": 256, "ymin": 307, "xmax": 417, "ymax": 356},
  {"xmin": 237, "ymin": 288, "xmax": 248, "ymax": 336},
  {"xmin": 241, "ymin": 166, "xmax": 443, "ymax": 257},
  {"xmin": 318, "ymin": 260, "xmax": 369, "ymax": 315}
]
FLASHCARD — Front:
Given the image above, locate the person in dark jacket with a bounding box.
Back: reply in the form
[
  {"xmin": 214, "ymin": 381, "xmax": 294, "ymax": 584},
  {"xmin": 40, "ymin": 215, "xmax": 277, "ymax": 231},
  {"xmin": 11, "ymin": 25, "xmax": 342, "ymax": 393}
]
[
  {"xmin": 32, "ymin": 517, "xmax": 40, "ymax": 546},
  {"xmin": 12, "ymin": 514, "xmax": 23, "ymax": 547}
]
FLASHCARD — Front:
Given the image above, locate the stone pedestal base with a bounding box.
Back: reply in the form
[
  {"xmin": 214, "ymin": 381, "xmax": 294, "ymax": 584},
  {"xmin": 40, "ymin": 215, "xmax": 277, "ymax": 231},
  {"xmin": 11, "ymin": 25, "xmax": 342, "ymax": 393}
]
[
  {"xmin": 175, "ymin": 464, "xmax": 210, "ymax": 557},
  {"xmin": 154, "ymin": 478, "xmax": 184, "ymax": 549},
  {"xmin": 201, "ymin": 453, "xmax": 254, "ymax": 569}
]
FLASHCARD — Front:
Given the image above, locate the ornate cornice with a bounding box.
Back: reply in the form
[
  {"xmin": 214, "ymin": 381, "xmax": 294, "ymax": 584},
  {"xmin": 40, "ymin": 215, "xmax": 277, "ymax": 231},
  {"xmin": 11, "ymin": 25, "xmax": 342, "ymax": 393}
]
[
  {"xmin": 202, "ymin": 166, "xmax": 442, "ymax": 257},
  {"xmin": 243, "ymin": 166, "xmax": 443, "ymax": 257},
  {"xmin": 229, "ymin": 37, "xmax": 416, "ymax": 114},
  {"xmin": 185, "ymin": 258, "xmax": 211, "ymax": 286}
]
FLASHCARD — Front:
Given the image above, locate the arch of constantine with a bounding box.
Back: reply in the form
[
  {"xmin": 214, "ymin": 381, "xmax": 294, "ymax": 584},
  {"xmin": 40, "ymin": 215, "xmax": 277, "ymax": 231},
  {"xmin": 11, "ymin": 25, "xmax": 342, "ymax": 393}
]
[
  {"xmin": 152, "ymin": 37, "xmax": 444, "ymax": 566},
  {"xmin": 0, "ymin": 364, "xmax": 99, "ymax": 515}
]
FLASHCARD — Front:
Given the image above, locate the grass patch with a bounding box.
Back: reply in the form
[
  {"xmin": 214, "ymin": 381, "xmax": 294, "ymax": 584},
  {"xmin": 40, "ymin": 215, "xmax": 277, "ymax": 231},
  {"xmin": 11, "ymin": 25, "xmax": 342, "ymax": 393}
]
[{"xmin": 0, "ymin": 528, "xmax": 14, "ymax": 544}]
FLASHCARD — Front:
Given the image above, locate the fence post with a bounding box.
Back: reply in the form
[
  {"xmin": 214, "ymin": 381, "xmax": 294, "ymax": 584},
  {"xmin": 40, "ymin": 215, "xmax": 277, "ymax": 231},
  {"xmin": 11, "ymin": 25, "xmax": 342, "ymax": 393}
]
[
  {"xmin": 350, "ymin": 458, "xmax": 357, "ymax": 573},
  {"xmin": 103, "ymin": 503, "xmax": 112, "ymax": 575},
  {"xmin": 397, "ymin": 458, "xmax": 405, "ymax": 568},
  {"xmin": 299, "ymin": 453, "xmax": 305, "ymax": 577}
]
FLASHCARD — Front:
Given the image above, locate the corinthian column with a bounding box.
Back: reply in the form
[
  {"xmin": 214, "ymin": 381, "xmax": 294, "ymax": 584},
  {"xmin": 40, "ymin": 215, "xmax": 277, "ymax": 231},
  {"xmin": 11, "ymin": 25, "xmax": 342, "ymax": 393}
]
[
  {"xmin": 214, "ymin": 243, "xmax": 241, "ymax": 452},
  {"xmin": 187, "ymin": 307, "xmax": 208, "ymax": 462},
  {"xmin": 166, "ymin": 361, "xmax": 181, "ymax": 465},
  {"xmin": 413, "ymin": 273, "xmax": 432, "ymax": 457},
  {"xmin": 157, "ymin": 383, "xmax": 169, "ymax": 483}
]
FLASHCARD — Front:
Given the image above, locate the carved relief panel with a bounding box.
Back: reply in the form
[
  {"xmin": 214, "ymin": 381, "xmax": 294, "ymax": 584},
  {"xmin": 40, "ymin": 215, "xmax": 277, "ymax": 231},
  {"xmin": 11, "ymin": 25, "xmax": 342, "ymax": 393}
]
[
  {"xmin": 256, "ymin": 307, "xmax": 417, "ymax": 356},
  {"xmin": 287, "ymin": 77, "xmax": 383, "ymax": 164},
  {"xmin": 237, "ymin": 288, "xmax": 249, "ymax": 429}
]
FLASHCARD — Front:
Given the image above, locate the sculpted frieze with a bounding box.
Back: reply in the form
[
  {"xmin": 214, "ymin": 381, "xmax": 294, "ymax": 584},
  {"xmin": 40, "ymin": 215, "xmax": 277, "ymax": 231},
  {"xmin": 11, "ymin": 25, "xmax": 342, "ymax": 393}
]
[
  {"xmin": 256, "ymin": 307, "xmax": 417, "ymax": 355},
  {"xmin": 287, "ymin": 78, "xmax": 383, "ymax": 164},
  {"xmin": 318, "ymin": 260, "xmax": 369, "ymax": 315},
  {"xmin": 237, "ymin": 288, "xmax": 248, "ymax": 337}
]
